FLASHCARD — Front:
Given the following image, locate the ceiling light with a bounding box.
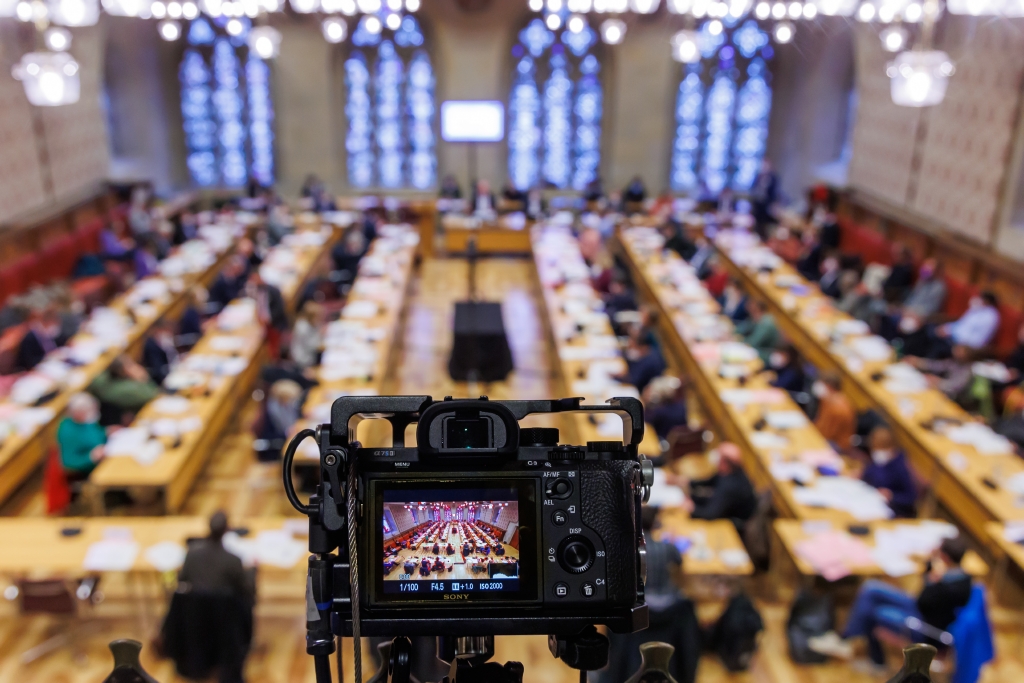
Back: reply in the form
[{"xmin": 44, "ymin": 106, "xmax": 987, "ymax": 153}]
[
  {"xmin": 773, "ymin": 19, "xmax": 793, "ymax": 42},
  {"xmin": 249, "ymin": 24, "xmax": 281, "ymax": 57},
  {"xmin": 567, "ymin": 13, "xmax": 585, "ymax": 31},
  {"xmin": 15, "ymin": 1, "xmax": 32, "ymax": 20},
  {"xmin": 877, "ymin": 2, "xmax": 894, "ymax": 20},
  {"xmin": 49, "ymin": 0, "xmax": 99, "ymax": 25},
  {"xmin": 754, "ymin": 0, "xmax": 769, "ymax": 16},
  {"xmin": 183, "ymin": 0, "xmax": 197, "ymax": 15},
  {"xmin": 386, "ymin": 0, "xmax": 400, "ymax": 8},
  {"xmin": 691, "ymin": 0, "xmax": 708, "ymax": 15},
  {"xmin": 364, "ymin": 13, "xmax": 381, "ymax": 32},
  {"xmin": 608, "ymin": 0, "xmax": 628, "ymax": 10},
  {"xmin": 593, "ymin": 0, "xmax": 608, "ymax": 9},
  {"xmin": 547, "ymin": 0, "xmax": 562, "ymax": 10},
  {"xmin": 889, "ymin": 50, "xmax": 952, "ymax": 107},
  {"xmin": 671, "ymin": 29, "xmax": 700, "ymax": 62},
  {"xmin": 546, "ymin": 12, "xmax": 561, "ymax": 28},
  {"xmin": 151, "ymin": 0, "xmax": 165, "ymax": 14},
  {"xmin": 707, "ymin": 17, "xmax": 723, "ymax": 33},
  {"xmin": 44, "ymin": 27, "xmax": 72, "ymax": 51},
  {"xmin": 384, "ymin": 11, "xmax": 400, "ymax": 28},
  {"xmin": 166, "ymin": 0, "xmax": 181, "ymax": 14},
  {"xmin": 667, "ymin": 0, "xmax": 691, "ymax": 9},
  {"xmin": 338, "ymin": 0, "xmax": 356, "ymax": 12},
  {"xmin": 709, "ymin": 0, "xmax": 727, "ymax": 14},
  {"xmin": 356, "ymin": 0, "xmax": 379, "ymax": 11},
  {"xmin": 902, "ymin": 1, "xmax": 921, "ymax": 19},
  {"xmin": 102, "ymin": 0, "xmax": 147, "ymax": 15},
  {"xmin": 801, "ymin": 1, "xmax": 816, "ymax": 15},
  {"xmin": 879, "ymin": 24, "xmax": 906, "ymax": 51},
  {"xmin": 322, "ymin": 15, "xmax": 347, "ymax": 42},
  {"xmin": 630, "ymin": 0, "xmax": 660, "ymax": 11},
  {"xmin": 787, "ymin": 0, "xmax": 801, "ymax": 16},
  {"xmin": 600, "ymin": 17, "xmax": 625, "ymax": 43},
  {"xmin": 812, "ymin": 0, "xmax": 858, "ymax": 14},
  {"xmin": 12, "ymin": 51, "xmax": 81, "ymax": 106},
  {"xmin": 290, "ymin": 0, "xmax": 318, "ymax": 11},
  {"xmin": 771, "ymin": 1, "xmax": 785, "ymax": 16},
  {"xmin": 529, "ymin": 0, "xmax": 543, "ymax": 8},
  {"xmin": 856, "ymin": 2, "xmax": 875, "ymax": 20},
  {"xmin": 158, "ymin": 18, "xmax": 181, "ymax": 39}
]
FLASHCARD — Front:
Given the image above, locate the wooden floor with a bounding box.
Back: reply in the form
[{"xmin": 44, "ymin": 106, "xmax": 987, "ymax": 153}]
[{"xmin": 0, "ymin": 257, "xmax": 1022, "ymax": 683}]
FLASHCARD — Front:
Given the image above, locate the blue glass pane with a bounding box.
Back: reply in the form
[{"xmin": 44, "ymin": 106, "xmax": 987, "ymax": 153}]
[
  {"xmin": 395, "ymin": 15, "xmax": 424, "ymax": 47},
  {"xmin": 520, "ymin": 18, "xmax": 554, "ymax": 57},
  {"xmin": 246, "ymin": 53, "xmax": 274, "ymax": 186},
  {"xmin": 542, "ymin": 53, "xmax": 572, "ymax": 188},
  {"xmin": 732, "ymin": 58, "xmax": 771, "ymax": 190},
  {"xmin": 698, "ymin": 21, "xmax": 726, "ymax": 58},
  {"xmin": 213, "ymin": 38, "xmax": 246, "ymax": 186},
  {"xmin": 702, "ymin": 73, "xmax": 735, "ymax": 195},
  {"xmin": 407, "ymin": 51, "xmax": 435, "ymax": 189},
  {"xmin": 671, "ymin": 69, "xmax": 703, "ymax": 191},
  {"xmin": 732, "ymin": 19, "xmax": 769, "ymax": 59},
  {"xmin": 187, "ymin": 17, "xmax": 215, "ymax": 45},
  {"xmin": 562, "ymin": 23, "xmax": 596, "ymax": 57},
  {"xmin": 345, "ymin": 51, "xmax": 373, "ymax": 188},
  {"xmin": 508, "ymin": 56, "xmax": 541, "ymax": 190},
  {"xmin": 180, "ymin": 48, "xmax": 216, "ymax": 186}
]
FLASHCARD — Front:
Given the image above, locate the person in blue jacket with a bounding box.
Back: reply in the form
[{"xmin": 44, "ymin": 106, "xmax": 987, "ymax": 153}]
[{"xmin": 860, "ymin": 424, "xmax": 917, "ymax": 518}]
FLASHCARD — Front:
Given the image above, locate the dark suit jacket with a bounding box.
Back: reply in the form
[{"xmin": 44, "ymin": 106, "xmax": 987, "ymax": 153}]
[
  {"xmin": 177, "ymin": 306, "xmax": 203, "ymax": 348},
  {"xmin": 16, "ymin": 329, "xmax": 51, "ymax": 372},
  {"xmin": 142, "ymin": 336, "xmax": 173, "ymax": 385},
  {"xmin": 179, "ymin": 538, "xmax": 254, "ymax": 601},
  {"xmin": 209, "ymin": 274, "xmax": 245, "ymax": 312},
  {"xmin": 257, "ymin": 283, "xmax": 288, "ymax": 331}
]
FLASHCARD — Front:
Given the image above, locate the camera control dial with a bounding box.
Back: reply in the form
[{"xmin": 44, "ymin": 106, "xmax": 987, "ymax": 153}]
[{"xmin": 558, "ymin": 535, "xmax": 595, "ymax": 574}]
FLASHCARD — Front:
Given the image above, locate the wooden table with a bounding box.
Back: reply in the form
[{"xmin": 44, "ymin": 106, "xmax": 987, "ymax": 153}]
[
  {"xmin": 615, "ymin": 227, "xmax": 866, "ymax": 523},
  {"xmin": 530, "ymin": 224, "xmax": 661, "ymax": 457},
  {"xmin": 444, "ymin": 221, "xmax": 532, "ymax": 255},
  {"xmin": 774, "ymin": 519, "xmax": 988, "ymax": 580},
  {"xmin": 0, "ymin": 222, "xmax": 245, "ymax": 508},
  {"xmin": 655, "ymin": 508, "xmax": 754, "ymax": 576},
  {"xmin": 713, "ymin": 228, "xmax": 1024, "ymax": 549},
  {"xmin": 88, "ymin": 224, "xmax": 340, "ymax": 513}
]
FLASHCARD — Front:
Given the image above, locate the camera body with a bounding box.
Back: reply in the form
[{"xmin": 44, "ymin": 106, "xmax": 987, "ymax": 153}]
[{"xmin": 287, "ymin": 395, "xmax": 651, "ymax": 644}]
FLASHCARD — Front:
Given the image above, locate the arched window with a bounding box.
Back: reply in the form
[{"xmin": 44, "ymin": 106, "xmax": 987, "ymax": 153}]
[
  {"xmin": 509, "ymin": 17, "xmax": 604, "ymax": 191},
  {"xmin": 670, "ymin": 19, "xmax": 772, "ymax": 195},
  {"xmin": 344, "ymin": 15, "xmax": 436, "ymax": 190},
  {"xmin": 179, "ymin": 17, "xmax": 275, "ymax": 188}
]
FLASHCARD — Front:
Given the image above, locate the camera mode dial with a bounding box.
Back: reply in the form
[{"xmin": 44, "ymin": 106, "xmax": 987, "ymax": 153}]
[
  {"xmin": 548, "ymin": 446, "xmax": 585, "ymax": 463},
  {"xmin": 557, "ymin": 535, "xmax": 595, "ymax": 574}
]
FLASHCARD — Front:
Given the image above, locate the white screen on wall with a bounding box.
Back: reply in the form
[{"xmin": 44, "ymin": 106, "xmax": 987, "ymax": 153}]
[{"xmin": 441, "ymin": 101, "xmax": 505, "ymax": 142}]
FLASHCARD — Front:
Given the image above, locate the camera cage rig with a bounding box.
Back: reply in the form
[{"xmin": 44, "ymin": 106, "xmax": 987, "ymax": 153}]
[{"xmin": 282, "ymin": 395, "xmax": 653, "ymax": 683}]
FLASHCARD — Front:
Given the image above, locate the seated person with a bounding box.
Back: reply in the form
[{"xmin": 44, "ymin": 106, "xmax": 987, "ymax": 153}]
[
  {"xmin": 718, "ymin": 280, "xmax": 749, "ymax": 324},
  {"xmin": 177, "ymin": 287, "xmax": 206, "ymax": 349},
  {"xmin": 420, "ymin": 558, "xmax": 431, "ymax": 576},
  {"xmin": 838, "ymin": 276, "xmax": 887, "ymax": 330},
  {"xmin": 688, "ymin": 236, "xmax": 716, "ymax": 280},
  {"xmin": 208, "ymin": 256, "xmax": 249, "ymax": 314},
  {"xmin": 901, "ymin": 259, "xmax": 947, "ymax": 320},
  {"xmin": 446, "ymin": 543, "xmax": 455, "ymax": 555},
  {"xmin": 808, "ymin": 536, "xmax": 972, "ymax": 673},
  {"xmin": 471, "ymin": 179, "xmax": 497, "ymax": 216},
  {"xmin": 812, "ymin": 373, "xmax": 856, "ymax": 450},
  {"xmin": 133, "ymin": 237, "xmax": 160, "ymax": 280},
  {"xmin": 246, "ymin": 269, "xmax": 288, "ymax": 335},
  {"xmin": 737, "ymin": 299, "xmax": 780, "ymax": 365},
  {"xmin": 56, "ymin": 393, "xmax": 107, "ymax": 481},
  {"xmin": 432, "ymin": 557, "xmax": 444, "ymax": 571},
  {"xmin": 883, "ymin": 245, "xmax": 916, "ymax": 303},
  {"xmin": 89, "ymin": 355, "xmax": 161, "ymax": 426},
  {"xmin": 659, "ymin": 221, "xmax": 696, "ymax": 261},
  {"xmin": 795, "ymin": 227, "xmax": 823, "ymax": 281},
  {"xmin": 614, "ymin": 332, "xmax": 666, "ymax": 394},
  {"xmin": 404, "ymin": 559, "xmax": 416, "ymax": 573},
  {"xmin": 768, "ymin": 345, "xmax": 805, "ymax": 394},
  {"xmin": 142, "ymin": 318, "xmax": 179, "ymax": 386},
  {"xmin": 444, "ymin": 557, "xmax": 454, "ymax": 572},
  {"xmin": 501, "ymin": 181, "xmax": 525, "ymax": 205},
  {"xmin": 16, "ymin": 306, "xmax": 61, "ymax": 372},
  {"xmin": 860, "ymin": 424, "xmax": 917, "ymax": 518},
  {"xmin": 642, "ymin": 375, "xmax": 688, "ymax": 441},
  {"xmin": 432, "ymin": 542, "xmax": 440, "ymax": 554},
  {"xmin": 670, "ymin": 443, "xmax": 757, "ymax": 529},
  {"xmin": 494, "ymin": 543, "xmax": 505, "ymax": 556},
  {"xmin": 603, "ymin": 276, "xmax": 636, "ymax": 320},
  {"xmin": 623, "ymin": 176, "xmax": 647, "ymax": 206},
  {"xmin": 331, "ymin": 228, "xmax": 367, "ymax": 290},
  {"xmin": 253, "ymin": 379, "xmax": 303, "ymax": 461},
  {"xmin": 462, "ymin": 542, "xmax": 471, "ymax": 555},
  {"xmin": 930, "ymin": 291, "xmax": 1001, "ymax": 357},
  {"xmin": 439, "ymin": 174, "xmax": 462, "ymax": 199},
  {"xmin": 817, "ymin": 255, "xmax": 843, "ymax": 299},
  {"xmin": 910, "ymin": 344, "xmax": 975, "ymax": 408}
]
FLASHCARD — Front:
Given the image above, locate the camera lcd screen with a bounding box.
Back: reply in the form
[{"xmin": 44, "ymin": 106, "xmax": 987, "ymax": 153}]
[{"xmin": 380, "ymin": 487, "xmax": 523, "ymax": 598}]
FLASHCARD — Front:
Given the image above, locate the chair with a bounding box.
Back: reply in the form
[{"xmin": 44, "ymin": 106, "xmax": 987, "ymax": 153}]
[
  {"xmin": 665, "ymin": 425, "xmax": 709, "ymax": 462},
  {"xmin": 17, "ymin": 576, "xmax": 102, "ymax": 663}
]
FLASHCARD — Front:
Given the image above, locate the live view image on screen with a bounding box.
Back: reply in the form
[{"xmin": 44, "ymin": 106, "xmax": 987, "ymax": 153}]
[{"xmin": 382, "ymin": 488, "xmax": 520, "ymax": 595}]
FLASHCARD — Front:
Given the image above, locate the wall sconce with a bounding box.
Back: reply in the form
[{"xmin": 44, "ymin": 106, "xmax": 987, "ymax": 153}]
[{"xmin": 12, "ymin": 51, "xmax": 81, "ymax": 106}]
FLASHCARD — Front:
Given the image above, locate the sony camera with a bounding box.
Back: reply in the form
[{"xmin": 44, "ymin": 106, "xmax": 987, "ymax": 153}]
[{"xmin": 283, "ymin": 395, "xmax": 652, "ymax": 675}]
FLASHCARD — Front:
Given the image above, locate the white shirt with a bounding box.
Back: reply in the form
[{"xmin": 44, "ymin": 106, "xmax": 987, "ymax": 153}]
[{"xmin": 947, "ymin": 305, "xmax": 1000, "ymax": 349}]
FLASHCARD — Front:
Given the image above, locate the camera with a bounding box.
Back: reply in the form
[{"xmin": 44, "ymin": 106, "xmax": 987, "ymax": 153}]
[{"xmin": 283, "ymin": 395, "xmax": 653, "ymax": 682}]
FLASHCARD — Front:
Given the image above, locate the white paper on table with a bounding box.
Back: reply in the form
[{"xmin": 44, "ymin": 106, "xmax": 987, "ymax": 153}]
[
  {"xmin": 749, "ymin": 431, "xmax": 789, "ymax": 449},
  {"xmin": 144, "ymin": 541, "xmax": 187, "ymax": 571},
  {"xmin": 945, "ymin": 423, "xmax": 1014, "ymax": 454},
  {"xmin": 719, "ymin": 342, "xmax": 759, "ymax": 364},
  {"xmin": 252, "ymin": 530, "xmax": 307, "ymax": 568},
  {"xmin": 791, "ymin": 477, "xmax": 893, "ymax": 520},
  {"xmin": 209, "ymin": 336, "xmax": 248, "ymax": 353},
  {"xmin": 1004, "ymin": 522, "xmax": 1024, "ymax": 544},
  {"xmin": 764, "ymin": 411, "xmax": 808, "ymax": 430},
  {"xmin": 106, "ymin": 428, "xmax": 150, "ymax": 455},
  {"xmin": 150, "ymin": 418, "xmax": 181, "ymax": 438},
  {"xmin": 646, "ymin": 468, "xmax": 686, "ymax": 507},
  {"xmin": 13, "ymin": 407, "xmax": 56, "ymax": 436},
  {"xmin": 720, "ymin": 549, "xmax": 750, "ymax": 568},
  {"xmin": 282, "ymin": 519, "xmax": 309, "ymax": 536},
  {"xmin": 9, "ymin": 374, "xmax": 56, "ymax": 405},
  {"xmin": 972, "ymin": 361, "xmax": 1012, "ymax": 383},
  {"xmin": 770, "ymin": 461, "xmax": 815, "ymax": 484},
  {"xmin": 834, "ymin": 319, "xmax": 871, "ymax": 337},
  {"xmin": 222, "ymin": 532, "xmax": 257, "ymax": 565},
  {"xmin": 596, "ymin": 414, "xmax": 624, "ymax": 437},
  {"xmin": 66, "ymin": 339, "xmax": 107, "ymax": 365},
  {"xmin": 83, "ymin": 540, "xmax": 140, "ymax": 571},
  {"xmin": 871, "ymin": 548, "xmax": 918, "ymax": 577},
  {"xmin": 343, "ymin": 300, "xmax": 380, "ymax": 319},
  {"xmin": 151, "ymin": 395, "xmax": 192, "ymax": 414},
  {"xmin": 849, "ymin": 336, "xmax": 893, "ymax": 362},
  {"xmin": 216, "ymin": 357, "xmax": 249, "ymax": 377},
  {"xmin": 1006, "ymin": 473, "xmax": 1024, "ymax": 497}
]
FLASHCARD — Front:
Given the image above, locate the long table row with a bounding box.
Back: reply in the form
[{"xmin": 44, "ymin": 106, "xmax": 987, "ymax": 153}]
[
  {"xmin": 86, "ymin": 220, "xmax": 341, "ymax": 514},
  {"xmin": 712, "ymin": 227, "xmax": 1024, "ymax": 552},
  {"xmin": 615, "ymin": 226, "xmax": 990, "ymax": 582},
  {"xmin": 0, "ymin": 216, "xmax": 255, "ymax": 508}
]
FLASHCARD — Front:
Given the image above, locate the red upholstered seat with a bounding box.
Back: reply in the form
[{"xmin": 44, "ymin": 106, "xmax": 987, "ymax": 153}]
[
  {"xmin": 858, "ymin": 229, "xmax": 892, "ymax": 266},
  {"xmin": 40, "ymin": 234, "xmax": 79, "ymax": 281},
  {"xmin": 11, "ymin": 253, "xmax": 46, "ymax": 288},
  {"xmin": 0, "ymin": 323, "xmax": 28, "ymax": 375},
  {"xmin": 705, "ymin": 267, "xmax": 729, "ymax": 298},
  {"xmin": 994, "ymin": 305, "xmax": 1023, "ymax": 358},
  {"xmin": 838, "ymin": 216, "xmax": 858, "ymax": 253},
  {"xmin": 75, "ymin": 218, "xmax": 105, "ymax": 254},
  {"xmin": 943, "ymin": 277, "xmax": 977, "ymax": 320},
  {"xmin": 0, "ymin": 265, "xmax": 25, "ymax": 305},
  {"xmin": 71, "ymin": 275, "xmax": 110, "ymax": 309}
]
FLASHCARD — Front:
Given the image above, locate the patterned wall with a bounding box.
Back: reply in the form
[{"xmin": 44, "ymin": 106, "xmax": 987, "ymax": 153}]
[
  {"xmin": 847, "ymin": 23, "xmax": 921, "ymax": 209},
  {"xmin": 0, "ymin": 23, "xmax": 109, "ymax": 225},
  {"xmin": 848, "ymin": 19, "xmax": 1024, "ymax": 246},
  {"xmin": 0, "ymin": 25, "xmax": 49, "ymax": 225},
  {"xmin": 910, "ymin": 19, "xmax": 1024, "ymax": 244}
]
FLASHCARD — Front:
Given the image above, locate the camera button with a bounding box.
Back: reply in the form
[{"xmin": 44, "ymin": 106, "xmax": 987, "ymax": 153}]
[
  {"xmin": 581, "ymin": 583, "xmax": 595, "ymax": 598},
  {"xmin": 553, "ymin": 582, "xmax": 570, "ymax": 598},
  {"xmin": 546, "ymin": 478, "xmax": 572, "ymax": 499},
  {"xmin": 552, "ymin": 510, "xmax": 568, "ymax": 526}
]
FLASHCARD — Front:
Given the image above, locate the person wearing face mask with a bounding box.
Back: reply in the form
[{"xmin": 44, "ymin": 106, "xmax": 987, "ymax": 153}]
[
  {"xmin": 56, "ymin": 393, "xmax": 107, "ymax": 481},
  {"xmin": 817, "ymin": 254, "xmax": 843, "ymax": 299},
  {"xmin": 142, "ymin": 318, "xmax": 180, "ymax": 386},
  {"xmin": 768, "ymin": 345, "xmax": 805, "ymax": 394},
  {"xmin": 930, "ymin": 290, "xmax": 1001, "ymax": 358},
  {"xmin": 860, "ymin": 424, "xmax": 916, "ymax": 517},
  {"xmin": 717, "ymin": 280, "xmax": 749, "ymax": 324},
  {"xmin": 812, "ymin": 373, "xmax": 856, "ymax": 451}
]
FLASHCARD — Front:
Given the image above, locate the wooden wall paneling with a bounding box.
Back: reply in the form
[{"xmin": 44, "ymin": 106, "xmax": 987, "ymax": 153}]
[
  {"xmin": 931, "ymin": 243, "xmax": 976, "ymax": 283},
  {"xmin": 889, "ymin": 224, "xmax": 931, "ymax": 263}
]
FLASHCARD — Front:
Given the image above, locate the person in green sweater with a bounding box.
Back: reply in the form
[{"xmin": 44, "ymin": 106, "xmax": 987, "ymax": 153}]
[
  {"xmin": 56, "ymin": 393, "xmax": 107, "ymax": 479},
  {"xmin": 88, "ymin": 354, "xmax": 161, "ymax": 425},
  {"xmin": 738, "ymin": 299, "xmax": 781, "ymax": 365}
]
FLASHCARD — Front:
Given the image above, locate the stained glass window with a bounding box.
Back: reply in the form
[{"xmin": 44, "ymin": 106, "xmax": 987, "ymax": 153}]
[
  {"xmin": 670, "ymin": 19, "xmax": 773, "ymax": 194},
  {"xmin": 509, "ymin": 17, "xmax": 604, "ymax": 191},
  {"xmin": 344, "ymin": 16, "xmax": 435, "ymax": 190},
  {"xmin": 180, "ymin": 18, "xmax": 276, "ymax": 187}
]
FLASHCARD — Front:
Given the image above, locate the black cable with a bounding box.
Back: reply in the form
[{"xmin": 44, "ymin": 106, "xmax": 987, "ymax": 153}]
[
  {"xmin": 313, "ymin": 654, "xmax": 332, "ymax": 683},
  {"xmin": 580, "ymin": 670, "xmax": 587, "ymax": 683},
  {"xmin": 282, "ymin": 428, "xmax": 316, "ymax": 515}
]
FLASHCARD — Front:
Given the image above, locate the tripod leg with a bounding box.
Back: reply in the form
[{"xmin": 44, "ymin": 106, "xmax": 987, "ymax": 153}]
[
  {"xmin": 390, "ymin": 636, "xmax": 413, "ymax": 683},
  {"xmin": 314, "ymin": 654, "xmax": 333, "ymax": 683}
]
